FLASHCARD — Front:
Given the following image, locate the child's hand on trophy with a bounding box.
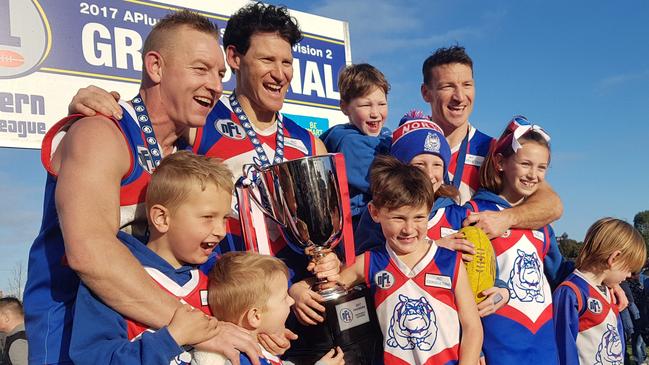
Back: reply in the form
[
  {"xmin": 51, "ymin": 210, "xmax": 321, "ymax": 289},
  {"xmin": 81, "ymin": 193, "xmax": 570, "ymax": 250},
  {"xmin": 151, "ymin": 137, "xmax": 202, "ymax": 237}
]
[
  {"xmin": 289, "ymin": 280, "xmax": 326, "ymax": 325},
  {"xmin": 307, "ymin": 249, "xmax": 341, "ymax": 284}
]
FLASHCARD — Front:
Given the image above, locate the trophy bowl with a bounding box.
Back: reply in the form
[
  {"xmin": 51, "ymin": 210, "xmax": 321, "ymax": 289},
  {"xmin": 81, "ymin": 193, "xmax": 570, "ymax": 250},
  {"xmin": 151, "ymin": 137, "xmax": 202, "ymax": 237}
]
[{"xmin": 242, "ymin": 154, "xmax": 347, "ymax": 300}]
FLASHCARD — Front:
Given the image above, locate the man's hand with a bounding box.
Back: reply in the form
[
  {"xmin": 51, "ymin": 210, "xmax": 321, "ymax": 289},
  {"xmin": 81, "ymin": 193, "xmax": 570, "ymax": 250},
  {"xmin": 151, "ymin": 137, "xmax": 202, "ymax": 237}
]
[
  {"xmin": 68, "ymin": 85, "xmax": 122, "ymax": 119},
  {"xmin": 289, "ymin": 280, "xmax": 326, "ymax": 325},
  {"xmin": 258, "ymin": 328, "xmax": 297, "ymax": 356},
  {"xmin": 194, "ymin": 320, "xmax": 261, "ymax": 365},
  {"xmin": 611, "ymin": 283, "xmax": 629, "ymax": 311},
  {"xmin": 477, "ymin": 286, "xmax": 509, "ymax": 317},
  {"xmin": 462, "ymin": 211, "xmax": 514, "ymax": 239},
  {"xmin": 167, "ymin": 304, "xmax": 218, "ymax": 346},
  {"xmin": 436, "ymin": 233, "xmax": 475, "ymax": 261}
]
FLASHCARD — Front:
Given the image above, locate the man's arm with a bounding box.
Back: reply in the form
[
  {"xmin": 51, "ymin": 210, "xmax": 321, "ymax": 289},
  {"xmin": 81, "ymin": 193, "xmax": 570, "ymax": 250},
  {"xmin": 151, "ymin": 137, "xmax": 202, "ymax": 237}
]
[
  {"xmin": 463, "ymin": 182, "xmax": 563, "ymax": 238},
  {"xmin": 54, "ymin": 116, "xmax": 181, "ymax": 327},
  {"xmin": 56, "ymin": 118, "xmax": 260, "ymax": 364}
]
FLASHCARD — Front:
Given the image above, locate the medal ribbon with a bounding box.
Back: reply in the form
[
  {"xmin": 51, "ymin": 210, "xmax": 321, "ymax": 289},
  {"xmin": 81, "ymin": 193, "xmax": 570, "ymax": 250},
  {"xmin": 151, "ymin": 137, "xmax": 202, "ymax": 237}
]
[{"xmin": 229, "ymin": 91, "xmax": 285, "ymax": 168}]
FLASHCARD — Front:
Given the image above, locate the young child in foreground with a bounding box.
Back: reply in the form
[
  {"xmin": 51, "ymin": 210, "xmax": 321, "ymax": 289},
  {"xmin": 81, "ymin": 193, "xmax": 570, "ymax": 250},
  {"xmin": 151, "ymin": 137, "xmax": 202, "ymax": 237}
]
[
  {"xmin": 338, "ymin": 155, "xmax": 482, "ymax": 364},
  {"xmin": 204, "ymin": 252, "xmax": 344, "ymax": 365},
  {"xmin": 320, "ymin": 63, "xmax": 392, "ymax": 230},
  {"xmin": 553, "ymin": 218, "xmax": 646, "ymax": 365},
  {"xmin": 70, "ymin": 151, "xmax": 233, "ymax": 364}
]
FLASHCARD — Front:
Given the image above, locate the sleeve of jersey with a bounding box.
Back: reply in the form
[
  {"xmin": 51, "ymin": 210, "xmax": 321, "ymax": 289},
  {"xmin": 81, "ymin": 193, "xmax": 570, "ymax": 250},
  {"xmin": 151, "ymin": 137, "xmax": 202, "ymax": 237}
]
[
  {"xmin": 552, "ymin": 285, "xmax": 581, "ymax": 365},
  {"xmin": 543, "ymin": 226, "xmax": 574, "ymax": 289},
  {"xmin": 617, "ymin": 313, "xmax": 626, "ymax": 353},
  {"xmin": 70, "ymin": 283, "xmax": 183, "ymax": 365},
  {"xmin": 353, "ymin": 207, "xmax": 385, "ymax": 255}
]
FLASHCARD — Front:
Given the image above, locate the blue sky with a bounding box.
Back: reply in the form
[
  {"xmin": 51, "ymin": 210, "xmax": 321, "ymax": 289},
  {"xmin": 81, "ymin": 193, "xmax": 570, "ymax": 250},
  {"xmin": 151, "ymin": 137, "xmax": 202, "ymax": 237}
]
[{"xmin": 1, "ymin": 0, "xmax": 648, "ymax": 293}]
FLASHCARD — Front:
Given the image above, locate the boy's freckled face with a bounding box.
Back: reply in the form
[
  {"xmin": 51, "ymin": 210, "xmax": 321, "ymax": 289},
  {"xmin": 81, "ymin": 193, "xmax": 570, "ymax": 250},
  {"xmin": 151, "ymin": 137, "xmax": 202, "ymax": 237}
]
[
  {"xmin": 370, "ymin": 204, "xmax": 430, "ymax": 255},
  {"xmin": 341, "ymin": 87, "xmax": 388, "ymax": 136},
  {"xmin": 165, "ymin": 184, "xmax": 232, "ymax": 267},
  {"xmin": 258, "ymin": 272, "xmax": 294, "ymax": 334}
]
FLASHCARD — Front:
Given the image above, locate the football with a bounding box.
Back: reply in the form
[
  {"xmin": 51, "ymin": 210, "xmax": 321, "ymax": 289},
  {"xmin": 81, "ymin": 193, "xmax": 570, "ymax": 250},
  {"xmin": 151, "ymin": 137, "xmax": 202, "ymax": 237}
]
[{"xmin": 460, "ymin": 226, "xmax": 496, "ymax": 303}]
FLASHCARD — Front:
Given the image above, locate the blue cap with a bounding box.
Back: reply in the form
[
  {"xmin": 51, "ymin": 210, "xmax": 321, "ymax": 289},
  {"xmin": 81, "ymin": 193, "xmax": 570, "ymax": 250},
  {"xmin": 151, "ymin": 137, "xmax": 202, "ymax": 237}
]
[{"xmin": 390, "ymin": 110, "xmax": 451, "ymax": 172}]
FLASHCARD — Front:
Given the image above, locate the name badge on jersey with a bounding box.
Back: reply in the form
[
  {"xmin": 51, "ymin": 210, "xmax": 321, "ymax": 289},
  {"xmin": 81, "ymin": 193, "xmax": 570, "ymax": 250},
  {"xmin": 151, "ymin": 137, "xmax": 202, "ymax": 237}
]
[
  {"xmin": 425, "ymin": 273, "xmax": 452, "ymax": 289},
  {"xmin": 200, "ymin": 290, "xmax": 209, "ymax": 306},
  {"xmin": 284, "ymin": 137, "xmax": 309, "ymax": 155},
  {"xmin": 464, "ymin": 154, "xmax": 484, "ymax": 166},
  {"xmin": 532, "ymin": 230, "xmax": 545, "ymax": 241},
  {"xmin": 440, "ymin": 227, "xmax": 458, "ymax": 238}
]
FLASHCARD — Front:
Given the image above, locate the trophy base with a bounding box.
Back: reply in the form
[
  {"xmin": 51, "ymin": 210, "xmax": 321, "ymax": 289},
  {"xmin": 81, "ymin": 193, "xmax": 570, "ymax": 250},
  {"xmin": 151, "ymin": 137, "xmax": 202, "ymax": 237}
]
[
  {"xmin": 316, "ymin": 284, "xmax": 348, "ymax": 302},
  {"xmin": 285, "ymin": 285, "xmax": 382, "ymax": 365}
]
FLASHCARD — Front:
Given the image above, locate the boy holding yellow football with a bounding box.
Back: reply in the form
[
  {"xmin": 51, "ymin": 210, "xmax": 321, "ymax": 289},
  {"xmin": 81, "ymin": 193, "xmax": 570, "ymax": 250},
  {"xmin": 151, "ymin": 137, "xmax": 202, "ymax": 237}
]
[{"xmin": 338, "ymin": 155, "xmax": 482, "ymax": 365}]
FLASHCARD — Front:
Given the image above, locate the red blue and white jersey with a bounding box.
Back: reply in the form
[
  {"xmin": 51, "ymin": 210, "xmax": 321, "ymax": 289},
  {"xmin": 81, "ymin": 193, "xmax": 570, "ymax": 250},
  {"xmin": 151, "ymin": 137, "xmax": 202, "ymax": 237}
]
[
  {"xmin": 448, "ymin": 125, "xmax": 494, "ymax": 205},
  {"xmin": 24, "ymin": 102, "xmax": 156, "ymax": 364},
  {"xmin": 553, "ymin": 270, "xmax": 624, "ymax": 365},
  {"xmin": 193, "ymin": 95, "xmax": 317, "ymax": 281},
  {"xmin": 466, "ymin": 190, "xmax": 572, "ymax": 364},
  {"xmin": 365, "ymin": 242, "xmax": 461, "ymax": 365},
  {"xmin": 70, "ymin": 232, "xmax": 209, "ymax": 365}
]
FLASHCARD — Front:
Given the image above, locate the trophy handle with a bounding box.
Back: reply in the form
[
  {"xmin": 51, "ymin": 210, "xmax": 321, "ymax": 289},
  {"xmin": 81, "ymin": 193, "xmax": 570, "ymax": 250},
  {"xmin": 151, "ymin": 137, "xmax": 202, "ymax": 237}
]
[{"xmin": 241, "ymin": 164, "xmax": 285, "ymax": 226}]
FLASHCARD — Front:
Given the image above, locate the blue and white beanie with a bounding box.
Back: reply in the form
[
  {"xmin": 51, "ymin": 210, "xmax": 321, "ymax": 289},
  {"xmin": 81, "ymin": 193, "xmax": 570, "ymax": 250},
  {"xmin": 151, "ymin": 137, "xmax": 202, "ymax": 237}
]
[{"xmin": 390, "ymin": 110, "xmax": 451, "ymax": 171}]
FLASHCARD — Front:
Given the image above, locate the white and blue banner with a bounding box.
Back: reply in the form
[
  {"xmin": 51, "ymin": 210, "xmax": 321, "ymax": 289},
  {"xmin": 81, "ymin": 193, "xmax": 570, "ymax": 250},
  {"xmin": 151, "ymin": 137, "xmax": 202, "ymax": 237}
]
[{"xmin": 0, "ymin": 0, "xmax": 351, "ymax": 149}]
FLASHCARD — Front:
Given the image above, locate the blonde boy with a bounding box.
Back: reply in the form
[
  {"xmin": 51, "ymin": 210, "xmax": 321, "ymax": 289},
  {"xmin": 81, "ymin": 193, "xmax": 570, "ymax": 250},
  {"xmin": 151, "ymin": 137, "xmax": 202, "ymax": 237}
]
[
  {"xmin": 70, "ymin": 151, "xmax": 240, "ymax": 365},
  {"xmin": 339, "ymin": 155, "xmax": 482, "ymax": 364},
  {"xmin": 553, "ymin": 218, "xmax": 647, "ymax": 365},
  {"xmin": 204, "ymin": 252, "xmax": 344, "ymax": 365},
  {"xmin": 320, "ymin": 63, "xmax": 391, "ymax": 232}
]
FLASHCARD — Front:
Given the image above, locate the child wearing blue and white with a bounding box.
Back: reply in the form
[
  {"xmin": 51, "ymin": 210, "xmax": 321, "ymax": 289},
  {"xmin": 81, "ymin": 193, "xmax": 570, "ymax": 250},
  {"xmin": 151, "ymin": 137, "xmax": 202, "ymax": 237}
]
[
  {"xmin": 320, "ymin": 64, "xmax": 391, "ymax": 231},
  {"xmin": 553, "ymin": 218, "xmax": 646, "ymax": 365}
]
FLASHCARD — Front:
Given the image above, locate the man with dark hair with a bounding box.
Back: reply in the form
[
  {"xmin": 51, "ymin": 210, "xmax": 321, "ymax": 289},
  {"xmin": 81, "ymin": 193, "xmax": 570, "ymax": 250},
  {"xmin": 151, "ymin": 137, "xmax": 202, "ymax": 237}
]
[
  {"xmin": 420, "ymin": 45, "xmax": 563, "ymax": 238},
  {"xmin": 0, "ymin": 297, "xmax": 27, "ymax": 365},
  {"xmin": 24, "ymin": 9, "xmax": 263, "ymax": 365}
]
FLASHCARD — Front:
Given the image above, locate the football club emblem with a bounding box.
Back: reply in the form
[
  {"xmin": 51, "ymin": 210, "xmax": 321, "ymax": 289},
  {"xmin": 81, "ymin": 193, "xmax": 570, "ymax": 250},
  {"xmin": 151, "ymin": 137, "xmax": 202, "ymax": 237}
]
[
  {"xmin": 374, "ymin": 270, "xmax": 394, "ymax": 289},
  {"xmin": 0, "ymin": 0, "xmax": 51, "ymax": 79},
  {"xmin": 215, "ymin": 119, "xmax": 245, "ymax": 140},
  {"xmin": 587, "ymin": 297, "xmax": 603, "ymax": 314},
  {"xmin": 423, "ymin": 132, "xmax": 441, "ymax": 153}
]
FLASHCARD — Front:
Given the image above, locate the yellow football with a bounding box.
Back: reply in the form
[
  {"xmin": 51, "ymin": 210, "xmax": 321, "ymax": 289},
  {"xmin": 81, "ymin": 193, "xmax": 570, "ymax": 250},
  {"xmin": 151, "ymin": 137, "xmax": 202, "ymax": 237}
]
[{"xmin": 460, "ymin": 226, "xmax": 496, "ymax": 303}]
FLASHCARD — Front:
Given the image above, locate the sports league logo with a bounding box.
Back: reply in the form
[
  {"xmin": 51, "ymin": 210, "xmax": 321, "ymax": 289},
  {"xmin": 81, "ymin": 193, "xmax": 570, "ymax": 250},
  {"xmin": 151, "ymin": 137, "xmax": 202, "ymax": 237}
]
[
  {"xmin": 215, "ymin": 119, "xmax": 246, "ymax": 140},
  {"xmin": 375, "ymin": 270, "xmax": 394, "ymax": 289},
  {"xmin": 0, "ymin": 0, "xmax": 51, "ymax": 79}
]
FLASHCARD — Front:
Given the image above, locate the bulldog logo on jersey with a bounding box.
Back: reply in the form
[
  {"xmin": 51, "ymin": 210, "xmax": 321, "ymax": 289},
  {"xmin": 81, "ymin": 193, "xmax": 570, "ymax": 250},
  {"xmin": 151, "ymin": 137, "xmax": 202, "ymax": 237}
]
[
  {"xmin": 0, "ymin": 0, "xmax": 50, "ymax": 79},
  {"xmin": 508, "ymin": 249, "xmax": 545, "ymax": 303},
  {"xmin": 215, "ymin": 119, "xmax": 246, "ymax": 140},
  {"xmin": 386, "ymin": 294, "xmax": 437, "ymax": 351},
  {"xmin": 595, "ymin": 324, "xmax": 623, "ymax": 365}
]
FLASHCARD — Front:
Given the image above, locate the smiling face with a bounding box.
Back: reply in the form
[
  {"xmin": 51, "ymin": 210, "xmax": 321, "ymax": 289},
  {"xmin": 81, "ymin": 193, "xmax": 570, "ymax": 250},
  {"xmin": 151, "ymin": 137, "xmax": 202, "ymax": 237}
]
[
  {"xmin": 227, "ymin": 32, "xmax": 293, "ymax": 123},
  {"xmin": 341, "ymin": 87, "xmax": 388, "ymax": 136},
  {"xmin": 257, "ymin": 272, "xmax": 294, "ymax": 334},
  {"xmin": 369, "ymin": 203, "xmax": 430, "ymax": 256},
  {"xmin": 421, "ymin": 63, "xmax": 474, "ymax": 134},
  {"xmin": 410, "ymin": 153, "xmax": 445, "ymax": 191},
  {"xmin": 157, "ymin": 26, "xmax": 225, "ymax": 128},
  {"xmin": 496, "ymin": 141, "xmax": 550, "ymax": 204},
  {"xmin": 160, "ymin": 183, "xmax": 231, "ymax": 267}
]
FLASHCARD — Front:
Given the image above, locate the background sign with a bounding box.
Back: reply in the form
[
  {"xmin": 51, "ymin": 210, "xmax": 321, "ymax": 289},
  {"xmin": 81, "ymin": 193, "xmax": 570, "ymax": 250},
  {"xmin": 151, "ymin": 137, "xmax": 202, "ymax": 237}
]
[{"xmin": 0, "ymin": 0, "xmax": 351, "ymax": 149}]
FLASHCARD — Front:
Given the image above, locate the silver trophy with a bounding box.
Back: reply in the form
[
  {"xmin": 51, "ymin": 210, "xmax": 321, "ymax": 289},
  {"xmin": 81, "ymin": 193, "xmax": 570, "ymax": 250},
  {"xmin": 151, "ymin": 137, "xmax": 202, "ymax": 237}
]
[{"xmin": 240, "ymin": 154, "xmax": 347, "ymax": 301}]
